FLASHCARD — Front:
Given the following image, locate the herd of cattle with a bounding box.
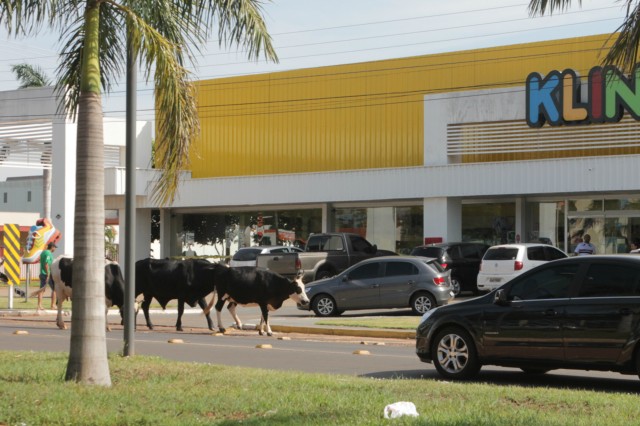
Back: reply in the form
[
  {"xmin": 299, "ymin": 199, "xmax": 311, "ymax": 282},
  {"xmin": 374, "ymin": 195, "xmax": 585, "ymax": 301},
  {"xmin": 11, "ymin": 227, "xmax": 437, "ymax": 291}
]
[{"xmin": 48, "ymin": 256, "xmax": 309, "ymax": 336}]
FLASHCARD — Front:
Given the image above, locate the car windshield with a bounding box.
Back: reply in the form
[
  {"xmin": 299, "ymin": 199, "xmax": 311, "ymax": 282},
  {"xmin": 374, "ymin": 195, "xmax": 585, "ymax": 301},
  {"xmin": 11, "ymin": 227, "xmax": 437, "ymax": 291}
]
[
  {"xmin": 410, "ymin": 247, "xmax": 443, "ymax": 258},
  {"xmin": 232, "ymin": 248, "xmax": 262, "ymax": 261},
  {"xmin": 422, "ymin": 259, "xmax": 445, "ymax": 273},
  {"xmin": 484, "ymin": 247, "xmax": 518, "ymax": 261}
]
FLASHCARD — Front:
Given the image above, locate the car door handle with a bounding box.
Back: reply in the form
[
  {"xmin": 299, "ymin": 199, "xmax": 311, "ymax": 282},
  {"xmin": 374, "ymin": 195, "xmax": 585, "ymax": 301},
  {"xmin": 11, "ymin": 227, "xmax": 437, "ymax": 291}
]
[
  {"xmin": 620, "ymin": 308, "xmax": 632, "ymax": 316},
  {"xmin": 543, "ymin": 309, "xmax": 557, "ymax": 317},
  {"xmin": 371, "ymin": 284, "xmax": 380, "ymax": 288}
]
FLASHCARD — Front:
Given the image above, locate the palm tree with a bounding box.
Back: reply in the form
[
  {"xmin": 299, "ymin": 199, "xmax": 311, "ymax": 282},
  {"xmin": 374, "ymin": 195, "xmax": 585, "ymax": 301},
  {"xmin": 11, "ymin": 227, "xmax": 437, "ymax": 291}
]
[
  {"xmin": 529, "ymin": 0, "xmax": 640, "ymax": 72},
  {"xmin": 0, "ymin": 1, "xmax": 276, "ymax": 386},
  {"xmin": 11, "ymin": 63, "xmax": 52, "ymax": 88},
  {"xmin": 11, "ymin": 63, "xmax": 53, "ymax": 219}
]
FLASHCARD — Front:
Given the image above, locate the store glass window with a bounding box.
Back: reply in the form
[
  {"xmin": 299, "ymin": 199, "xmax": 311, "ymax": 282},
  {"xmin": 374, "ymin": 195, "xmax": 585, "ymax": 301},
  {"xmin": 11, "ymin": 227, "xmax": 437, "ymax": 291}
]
[
  {"xmin": 462, "ymin": 203, "xmax": 515, "ymax": 245},
  {"xmin": 524, "ymin": 201, "xmax": 565, "ymax": 251},
  {"xmin": 179, "ymin": 208, "xmax": 322, "ymax": 259},
  {"xmin": 568, "ymin": 199, "xmax": 603, "ymax": 212},
  {"xmin": 604, "ymin": 198, "xmax": 640, "ymax": 211},
  {"xmin": 332, "ymin": 205, "xmax": 422, "ymax": 254}
]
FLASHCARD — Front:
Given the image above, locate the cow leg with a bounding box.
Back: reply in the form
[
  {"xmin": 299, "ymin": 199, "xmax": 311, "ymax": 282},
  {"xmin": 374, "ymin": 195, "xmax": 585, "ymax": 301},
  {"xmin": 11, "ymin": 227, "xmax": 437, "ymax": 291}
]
[
  {"xmin": 227, "ymin": 302, "xmax": 242, "ymax": 330},
  {"xmin": 105, "ymin": 305, "xmax": 112, "ymax": 332},
  {"xmin": 176, "ymin": 300, "xmax": 185, "ymax": 331},
  {"xmin": 142, "ymin": 297, "xmax": 154, "ymax": 330},
  {"xmin": 196, "ymin": 298, "xmax": 214, "ymax": 331},
  {"xmin": 259, "ymin": 305, "xmax": 272, "ymax": 336},
  {"xmin": 55, "ymin": 291, "xmax": 66, "ymax": 330},
  {"xmin": 214, "ymin": 297, "xmax": 227, "ymax": 333},
  {"xmin": 203, "ymin": 294, "xmax": 215, "ymax": 316}
]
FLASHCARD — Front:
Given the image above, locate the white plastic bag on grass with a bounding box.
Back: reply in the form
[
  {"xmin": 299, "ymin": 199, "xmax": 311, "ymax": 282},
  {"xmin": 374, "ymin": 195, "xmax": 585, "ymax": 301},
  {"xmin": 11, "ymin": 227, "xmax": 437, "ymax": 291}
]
[{"xmin": 383, "ymin": 401, "xmax": 419, "ymax": 419}]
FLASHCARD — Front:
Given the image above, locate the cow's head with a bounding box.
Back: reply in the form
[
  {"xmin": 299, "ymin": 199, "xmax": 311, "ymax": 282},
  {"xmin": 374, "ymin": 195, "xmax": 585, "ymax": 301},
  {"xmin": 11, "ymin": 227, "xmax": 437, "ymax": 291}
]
[{"xmin": 289, "ymin": 276, "xmax": 309, "ymax": 307}]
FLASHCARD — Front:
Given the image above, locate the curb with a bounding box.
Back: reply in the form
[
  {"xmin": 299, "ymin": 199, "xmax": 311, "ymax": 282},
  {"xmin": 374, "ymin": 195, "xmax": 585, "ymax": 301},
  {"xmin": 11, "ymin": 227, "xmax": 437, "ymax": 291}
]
[
  {"xmin": 269, "ymin": 324, "xmax": 415, "ymax": 339},
  {"xmin": 0, "ymin": 309, "xmax": 415, "ymax": 340}
]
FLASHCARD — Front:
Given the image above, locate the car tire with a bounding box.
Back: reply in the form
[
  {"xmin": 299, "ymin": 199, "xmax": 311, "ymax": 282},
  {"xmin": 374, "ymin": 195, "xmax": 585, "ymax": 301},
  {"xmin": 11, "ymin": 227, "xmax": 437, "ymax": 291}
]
[
  {"xmin": 315, "ymin": 269, "xmax": 335, "ymax": 280},
  {"xmin": 432, "ymin": 327, "xmax": 481, "ymax": 380},
  {"xmin": 312, "ymin": 294, "xmax": 338, "ymax": 317},
  {"xmin": 410, "ymin": 292, "xmax": 436, "ymax": 315},
  {"xmin": 450, "ymin": 277, "xmax": 461, "ymax": 296}
]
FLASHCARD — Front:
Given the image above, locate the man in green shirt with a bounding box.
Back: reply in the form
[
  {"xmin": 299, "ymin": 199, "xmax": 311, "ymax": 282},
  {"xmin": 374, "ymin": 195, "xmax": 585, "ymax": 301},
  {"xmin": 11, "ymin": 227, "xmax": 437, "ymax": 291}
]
[{"xmin": 37, "ymin": 242, "xmax": 57, "ymax": 312}]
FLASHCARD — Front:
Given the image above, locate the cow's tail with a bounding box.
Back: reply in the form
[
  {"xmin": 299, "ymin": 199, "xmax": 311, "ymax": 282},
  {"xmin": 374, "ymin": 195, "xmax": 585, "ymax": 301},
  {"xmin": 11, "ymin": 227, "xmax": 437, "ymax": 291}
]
[{"xmin": 29, "ymin": 287, "xmax": 47, "ymax": 298}]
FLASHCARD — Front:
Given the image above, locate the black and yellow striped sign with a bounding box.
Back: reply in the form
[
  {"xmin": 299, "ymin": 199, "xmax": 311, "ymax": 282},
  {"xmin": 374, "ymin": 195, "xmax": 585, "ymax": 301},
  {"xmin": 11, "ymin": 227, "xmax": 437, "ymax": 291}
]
[{"xmin": 3, "ymin": 224, "xmax": 21, "ymax": 286}]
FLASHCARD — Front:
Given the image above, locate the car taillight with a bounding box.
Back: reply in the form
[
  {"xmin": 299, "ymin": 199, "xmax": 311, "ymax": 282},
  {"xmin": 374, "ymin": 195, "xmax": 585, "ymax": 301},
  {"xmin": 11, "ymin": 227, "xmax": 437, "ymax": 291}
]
[
  {"xmin": 440, "ymin": 263, "xmax": 448, "ymax": 269},
  {"xmin": 295, "ymin": 258, "xmax": 302, "ymax": 271},
  {"xmin": 514, "ymin": 261, "xmax": 523, "ymax": 271},
  {"xmin": 479, "ymin": 263, "xmax": 483, "ymax": 271},
  {"xmin": 433, "ymin": 276, "xmax": 446, "ymax": 286}
]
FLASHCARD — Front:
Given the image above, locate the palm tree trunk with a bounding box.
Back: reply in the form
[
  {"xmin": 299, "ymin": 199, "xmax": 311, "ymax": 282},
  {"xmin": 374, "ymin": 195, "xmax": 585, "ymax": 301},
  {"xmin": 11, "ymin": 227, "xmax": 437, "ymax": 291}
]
[{"xmin": 65, "ymin": 2, "xmax": 111, "ymax": 386}]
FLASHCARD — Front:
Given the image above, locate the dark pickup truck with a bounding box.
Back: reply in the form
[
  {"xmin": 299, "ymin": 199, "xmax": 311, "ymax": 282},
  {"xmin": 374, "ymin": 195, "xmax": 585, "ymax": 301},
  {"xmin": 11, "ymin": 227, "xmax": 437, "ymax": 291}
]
[{"xmin": 298, "ymin": 233, "xmax": 396, "ymax": 283}]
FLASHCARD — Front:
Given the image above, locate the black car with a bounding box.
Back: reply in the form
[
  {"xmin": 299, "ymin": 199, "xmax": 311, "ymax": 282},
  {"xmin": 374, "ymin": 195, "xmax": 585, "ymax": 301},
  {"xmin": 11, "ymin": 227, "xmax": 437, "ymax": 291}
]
[
  {"xmin": 410, "ymin": 242, "xmax": 489, "ymax": 296},
  {"xmin": 416, "ymin": 255, "xmax": 640, "ymax": 380}
]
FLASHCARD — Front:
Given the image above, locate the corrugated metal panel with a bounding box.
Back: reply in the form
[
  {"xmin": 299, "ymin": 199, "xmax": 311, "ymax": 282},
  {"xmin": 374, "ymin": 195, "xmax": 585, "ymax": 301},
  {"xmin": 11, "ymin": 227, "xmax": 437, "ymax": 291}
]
[
  {"xmin": 192, "ymin": 34, "xmax": 612, "ymax": 178},
  {"xmin": 449, "ymin": 117, "xmax": 640, "ymax": 162}
]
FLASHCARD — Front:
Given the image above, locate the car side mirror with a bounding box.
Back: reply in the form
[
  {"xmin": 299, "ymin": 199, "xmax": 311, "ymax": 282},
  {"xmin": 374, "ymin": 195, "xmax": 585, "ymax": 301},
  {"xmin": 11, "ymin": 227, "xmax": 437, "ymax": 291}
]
[
  {"xmin": 494, "ymin": 289, "xmax": 509, "ymax": 306},
  {"xmin": 341, "ymin": 275, "xmax": 348, "ymax": 282}
]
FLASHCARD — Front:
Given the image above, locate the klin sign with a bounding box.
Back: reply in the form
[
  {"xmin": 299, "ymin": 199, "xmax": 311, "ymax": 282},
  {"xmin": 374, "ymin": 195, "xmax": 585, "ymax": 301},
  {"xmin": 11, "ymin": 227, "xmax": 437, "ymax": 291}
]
[{"xmin": 526, "ymin": 65, "xmax": 640, "ymax": 127}]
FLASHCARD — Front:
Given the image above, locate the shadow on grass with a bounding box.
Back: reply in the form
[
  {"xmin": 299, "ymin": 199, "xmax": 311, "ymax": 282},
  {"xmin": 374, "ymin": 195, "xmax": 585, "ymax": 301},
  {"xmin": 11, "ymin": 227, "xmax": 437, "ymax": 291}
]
[{"xmin": 361, "ymin": 368, "xmax": 640, "ymax": 394}]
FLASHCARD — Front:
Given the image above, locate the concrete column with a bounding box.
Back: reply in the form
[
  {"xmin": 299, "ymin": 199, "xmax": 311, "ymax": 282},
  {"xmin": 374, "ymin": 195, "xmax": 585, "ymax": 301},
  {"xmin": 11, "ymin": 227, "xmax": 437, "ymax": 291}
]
[
  {"xmin": 51, "ymin": 118, "xmax": 77, "ymax": 256},
  {"xmin": 423, "ymin": 197, "xmax": 462, "ymax": 243},
  {"xmin": 515, "ymin": 198, "xmax": 525, "ymax": 243}
]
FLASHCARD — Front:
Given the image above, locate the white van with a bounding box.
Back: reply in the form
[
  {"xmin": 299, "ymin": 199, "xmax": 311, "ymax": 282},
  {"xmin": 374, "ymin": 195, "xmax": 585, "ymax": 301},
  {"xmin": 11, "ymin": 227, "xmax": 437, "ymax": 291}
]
[{"xmin": 476, "ymin": 243, "xmax": 567, "ymax": 292}]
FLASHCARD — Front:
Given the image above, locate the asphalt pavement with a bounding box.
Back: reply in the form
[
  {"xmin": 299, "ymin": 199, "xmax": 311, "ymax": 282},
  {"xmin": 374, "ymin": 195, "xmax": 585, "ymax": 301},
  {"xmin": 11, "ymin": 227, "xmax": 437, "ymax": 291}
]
[{"xmin": 0, "ymin": 284, "xmax": 416, "ymax": 340}]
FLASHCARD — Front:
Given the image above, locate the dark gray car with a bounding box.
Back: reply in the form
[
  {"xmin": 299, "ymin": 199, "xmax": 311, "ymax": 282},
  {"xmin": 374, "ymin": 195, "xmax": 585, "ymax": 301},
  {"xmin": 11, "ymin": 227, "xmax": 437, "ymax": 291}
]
[
  {"xmin": 298, "ymin": 255, "xmax": 454, "ymax": 317},
  {"xmin": 416, "ymin": 255, "xmax": 640, "ymax": 380}
]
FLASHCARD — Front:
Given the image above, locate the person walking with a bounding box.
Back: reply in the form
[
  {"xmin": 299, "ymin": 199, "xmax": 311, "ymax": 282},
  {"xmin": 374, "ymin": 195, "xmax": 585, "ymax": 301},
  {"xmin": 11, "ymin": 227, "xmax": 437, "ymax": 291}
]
[
  {"xmin": 35, "ymin": 242, "xmax": 57, "ymax": 311},
  {"xmin": 574, "ymin": 234, "xmax": 596, "ymax": 256}
]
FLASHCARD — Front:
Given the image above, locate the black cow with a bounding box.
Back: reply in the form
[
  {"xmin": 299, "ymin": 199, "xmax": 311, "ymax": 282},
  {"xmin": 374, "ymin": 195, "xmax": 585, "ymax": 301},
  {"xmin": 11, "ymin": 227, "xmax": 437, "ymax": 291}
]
[
  {"xmin": 51, "ymin": 255, "xmax": 128, "ymax": 331},
  {"xmin": 135, "ymin": 258, "xmax": 217, "ymax": 332},
  {"xmin": 204, "ymin": 265, "xmax": 310, "ymax": 336}
]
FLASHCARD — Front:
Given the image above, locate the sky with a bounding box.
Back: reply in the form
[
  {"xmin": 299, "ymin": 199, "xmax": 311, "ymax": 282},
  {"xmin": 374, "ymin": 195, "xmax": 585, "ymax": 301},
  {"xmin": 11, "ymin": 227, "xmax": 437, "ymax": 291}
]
[{"xmin": 0, "ymin": 0, "xmax": 629, "ymax": 180}]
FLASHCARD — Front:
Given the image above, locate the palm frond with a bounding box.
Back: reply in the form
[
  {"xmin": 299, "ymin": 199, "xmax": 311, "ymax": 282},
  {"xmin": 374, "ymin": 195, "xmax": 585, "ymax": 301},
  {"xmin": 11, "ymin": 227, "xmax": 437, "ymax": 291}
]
[
  {"xmin": 11, "ymin": 63, "xmax": 51, "ymax": 88},
  {"xmin": 56, "ymin": 2, "xmax": 126, "ymax": 118},
  {"xmin": 124, "ymin": 10, "xmax": 199, "ymax": 206},
  {"xmin": 528, "ymin": 0, "xmax": 581, "ymax": 16},
  {"xmin": 0, "ymin": 0, "xmax": 78, "ymax": 35},
  {"xmin": 199, "ymin": 0, "xmax": 278, "ymax": 62},
  {"xmin": 603, "ymin": 1, "xmax": 640, "ymax": 72}
]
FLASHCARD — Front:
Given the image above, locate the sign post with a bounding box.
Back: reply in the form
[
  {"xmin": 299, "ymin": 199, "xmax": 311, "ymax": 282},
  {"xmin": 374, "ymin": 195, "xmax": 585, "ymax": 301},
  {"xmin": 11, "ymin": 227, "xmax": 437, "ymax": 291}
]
[{"xmin": 3, "ymin": 224, "xmax": 21, "ymax": 309}]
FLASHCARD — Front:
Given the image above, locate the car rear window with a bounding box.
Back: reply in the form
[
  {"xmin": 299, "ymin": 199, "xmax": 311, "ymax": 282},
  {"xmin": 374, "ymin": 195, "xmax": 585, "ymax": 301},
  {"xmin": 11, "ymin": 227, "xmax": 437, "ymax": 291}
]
[
  {"xmin": 410, "ymin": 247, "xmax": 444, "ymax": 258},
  {"xmin": 484, "ymin": 247, "xmax": 519, "ymax": 261},
  {"xmin": 423, "ymin": 259, "xmax": 446, "ymax": 273},
  {"xmin": 232, "ymin": 248, "xmax": 262, "ymax": 261}
]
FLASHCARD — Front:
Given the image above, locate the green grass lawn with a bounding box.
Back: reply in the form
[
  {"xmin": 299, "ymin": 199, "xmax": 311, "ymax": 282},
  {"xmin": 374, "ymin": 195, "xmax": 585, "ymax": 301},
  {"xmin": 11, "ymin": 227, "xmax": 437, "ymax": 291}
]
[
  {"xmin": 315, "ymin": 317, "xmax": 420, "ymax": 330},
  {"xmin": 0, "ymin": 351, "xmax": 638, "ymax": 425}
]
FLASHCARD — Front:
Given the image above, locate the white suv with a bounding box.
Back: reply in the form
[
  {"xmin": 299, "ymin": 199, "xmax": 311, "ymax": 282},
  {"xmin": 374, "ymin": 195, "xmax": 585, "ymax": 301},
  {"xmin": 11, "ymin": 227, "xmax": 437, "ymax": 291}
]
[{"xmin": 476, "ymin": 243, "xmax": 567, "ymax": 292}]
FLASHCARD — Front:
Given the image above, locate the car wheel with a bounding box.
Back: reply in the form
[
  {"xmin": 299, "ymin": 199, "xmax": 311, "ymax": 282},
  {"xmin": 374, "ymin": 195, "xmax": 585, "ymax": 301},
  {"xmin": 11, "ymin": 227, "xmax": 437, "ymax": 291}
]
[
  {"xmin": 520, "ymin": 368, "xmax": 550, "ymax": 375},
  {"xmin": 312, "ymin": 294, "xmax": 337, "ymax": 317},
  {"xmin": 410, "ymin": 292, "xmax": 436, "ymax": 315},
  {"xmin": 315, "ymin": 269, "xmax": 335, "ymax": 280},
  {"xmin": 432, "ymin": 327, "xmax": 481, "ymax": 380},
  {"xmin": 450, "ymin": 277, "xmax": 461, "ymax": 296}
]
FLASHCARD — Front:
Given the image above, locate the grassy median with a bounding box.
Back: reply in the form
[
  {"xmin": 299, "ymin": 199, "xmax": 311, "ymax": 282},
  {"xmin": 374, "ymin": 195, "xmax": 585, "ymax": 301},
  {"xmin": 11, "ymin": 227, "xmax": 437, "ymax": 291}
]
[{"xmin": 1, "ymin": 351, "xmax": 638, "ymax": 425}]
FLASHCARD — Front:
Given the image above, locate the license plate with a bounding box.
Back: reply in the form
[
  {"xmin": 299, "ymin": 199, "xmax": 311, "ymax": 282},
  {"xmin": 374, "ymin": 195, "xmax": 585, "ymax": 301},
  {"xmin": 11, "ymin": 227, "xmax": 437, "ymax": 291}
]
[{"xmin": 489, "ymin": 277, "xmax": 502, "ymax": 283}]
